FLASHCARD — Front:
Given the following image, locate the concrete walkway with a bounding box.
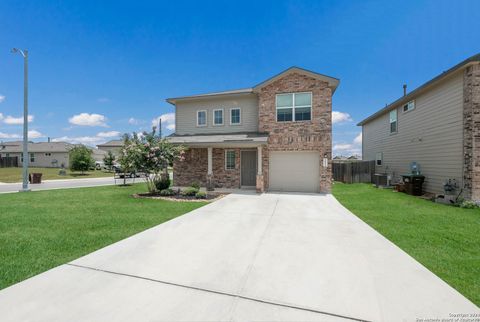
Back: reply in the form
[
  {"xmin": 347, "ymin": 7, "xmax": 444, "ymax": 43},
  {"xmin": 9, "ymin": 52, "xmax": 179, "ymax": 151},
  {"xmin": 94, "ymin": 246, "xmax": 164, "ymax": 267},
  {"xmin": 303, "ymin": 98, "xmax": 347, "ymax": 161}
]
[
  {"xmin": 0, "ymin": 193, "xmax": 478, "ymax": 321},
  {"xmin": 0, "ymin": 176, "xmax": 143, "ymax": 194}
]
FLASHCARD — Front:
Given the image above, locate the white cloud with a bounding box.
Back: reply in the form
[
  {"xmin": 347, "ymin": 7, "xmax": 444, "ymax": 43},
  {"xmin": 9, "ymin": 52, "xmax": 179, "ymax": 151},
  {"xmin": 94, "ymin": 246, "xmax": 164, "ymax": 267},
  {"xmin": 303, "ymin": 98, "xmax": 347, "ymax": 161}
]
[
  {"xmin": 3, "ymin": 115, "xmax": 34, "ymax": 125},
  {"xmin": 0, "ymin": 113, "xmax": 3, "ymax": 121},
  {"xmin": 152, "ymin": 113, "xmax": 175, "ymax": 132},
  {"xmin": 28, "ymin": 130, "xmax": 44, "ymax": 138},
  {"xmin": 353, "ymin": 132, "xmax": 362, "ymax": 145},
  {"xmin": 97, "ymin": 97, "xmax": 110, "ymax": 103},
  {"xmin": 97, "ymin": 131, "xmax": 121, "ymax": 138},
  {"xmin": 52, "ymin": 136, "xmax": 104, "ymax": 145},
  {"xmin": 128, "ymin": 117, "xmax": 140, "ymax": 125},
  {"xmin": 0, "ymin": 132, "xmax": 21, "ymax": 139},
  {"xmin": 332, "ymin": 111, "xmax": 352, "ymax": 124},
  {"xmin": 69, "ymin": 113, "xmax": 107, "ymax": 127},
  {"xmin": 0, "ymin": 95, "xmax": 5, "ymax": 103},
  {"xmin": 333, "ymin": 143, "xmax": 354, "ymax": 151}
]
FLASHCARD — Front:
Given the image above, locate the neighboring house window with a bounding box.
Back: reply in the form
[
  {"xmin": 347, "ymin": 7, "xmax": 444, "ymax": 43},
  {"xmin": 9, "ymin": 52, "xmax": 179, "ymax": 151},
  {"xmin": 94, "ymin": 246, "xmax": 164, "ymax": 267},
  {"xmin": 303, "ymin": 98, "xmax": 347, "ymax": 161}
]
[
  {"xmin": 30, "ymin": 153, "xmax": 35, "ymax": 163},
  {"xmin": 197, "ymin": 110, "xmax": 207, "ymax": 127},
  {"xmin": 5, "ymin": 153, "xmax": 9, "ymax": 158},
  {"xmin": 376, "ymin": 152, "xmax": 383, "ymax": 166},
  {"xmin": 389, "ymin": 109, "xmax": 397, "ymax": 133},
  {"xmin": 225, "ymin": 150, "xmax": 235, "ymax": 170},
  {"xmin": 213, "ymin": 109, "xmax": 224, "ymax": 125},
  {"xmin": 276, "ymin": 92, "xmax": 312, "ymax": 122},
  {"xmin": 230, "ymin": 108, "xmax": 241, "ymax": 125},
  {"xmin": 403, "ymin": 100, "xmax": 415, "ymax": 112}
]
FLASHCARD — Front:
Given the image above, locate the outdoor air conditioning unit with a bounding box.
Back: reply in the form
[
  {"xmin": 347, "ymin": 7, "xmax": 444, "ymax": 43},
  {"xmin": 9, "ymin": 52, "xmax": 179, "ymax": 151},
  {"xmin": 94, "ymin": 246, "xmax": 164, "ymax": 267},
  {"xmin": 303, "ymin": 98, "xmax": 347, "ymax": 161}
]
[{"xmin": 373, "ymin": 173, "xmax": 389, "ymax": 187}]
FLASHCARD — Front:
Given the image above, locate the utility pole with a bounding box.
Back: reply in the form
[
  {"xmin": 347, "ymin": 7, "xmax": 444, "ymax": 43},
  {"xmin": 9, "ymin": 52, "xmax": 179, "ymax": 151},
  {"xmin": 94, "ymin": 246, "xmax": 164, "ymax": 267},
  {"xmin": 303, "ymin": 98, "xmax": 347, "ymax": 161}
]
[{"xmin": 12, "ymin": 48, "xmax": 29, "ymax": 192}]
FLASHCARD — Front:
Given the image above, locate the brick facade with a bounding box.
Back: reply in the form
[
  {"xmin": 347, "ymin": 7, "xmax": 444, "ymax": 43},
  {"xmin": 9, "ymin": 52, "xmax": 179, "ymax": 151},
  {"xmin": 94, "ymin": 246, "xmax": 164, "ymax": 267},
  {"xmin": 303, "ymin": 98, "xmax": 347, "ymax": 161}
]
[
  {"xmin": 463, "ymin": 62, "xmax": 480, "ymax": 201},
  {"xmin": 173, "ymin": 148, "xmax": 241, "ymax": 188},
  {"xmin": 256, "ymin": 72, "xmax": 333, "ymax": 192}
]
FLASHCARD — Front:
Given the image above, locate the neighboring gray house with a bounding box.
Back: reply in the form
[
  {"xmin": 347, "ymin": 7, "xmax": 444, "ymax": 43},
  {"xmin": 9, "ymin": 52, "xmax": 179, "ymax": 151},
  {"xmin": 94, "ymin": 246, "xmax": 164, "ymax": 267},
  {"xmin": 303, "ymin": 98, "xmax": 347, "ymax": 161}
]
[
  {"xmin": 0, "ymin": 141, "xmax": 107, "ymax": 168},
  {"xmin": 358, "ymin": 53, "xmax": 480, "ymax": 200},
  {"xmin": 97, "ymin": 140, "xmax": 123, "ymax": 156},
  {"xmin": 0, "ymin": 141, "xmax": 73, "ymax": 168},
  {"xmin": 167, "ymin": 67, "xmax": 339, "ymax": 193}
]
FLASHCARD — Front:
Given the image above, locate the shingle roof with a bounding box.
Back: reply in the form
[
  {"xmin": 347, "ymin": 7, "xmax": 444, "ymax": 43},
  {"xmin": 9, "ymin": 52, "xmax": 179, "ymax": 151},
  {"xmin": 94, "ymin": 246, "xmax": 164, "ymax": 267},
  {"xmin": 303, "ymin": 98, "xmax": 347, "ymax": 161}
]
[
  {"xmin": 166, "ymin": 66, "xmax": 340, "ymax": 105},
  {"xmin": 97, "ymin": 140, "xmax": 123, "ymax": 147},
  {"xmin": 167, "ymin": 132, "xmax": 268, "ymax": 145},
  {"xmin": 357, "ymin": 53, "xmax": 480, "ymax": 126},
  {"xmin": 0, "ymin": 142, "xmax": 74, "ymax": 153}
]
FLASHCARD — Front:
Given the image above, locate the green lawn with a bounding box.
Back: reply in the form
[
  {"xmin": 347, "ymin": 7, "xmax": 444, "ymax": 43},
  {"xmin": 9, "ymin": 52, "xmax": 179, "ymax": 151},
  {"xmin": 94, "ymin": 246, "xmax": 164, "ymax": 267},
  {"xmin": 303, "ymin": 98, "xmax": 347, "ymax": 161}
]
[
  {"xmin": 0, "ymin": 184, "xmax": 206, "ymax": 290},
  {"xmin": 332, "ymin": 183, "xmax": 480, "ymax": 306},
  {"xmin": 0, "ymin": 167, "xmax": 113, "ymax": 183}
]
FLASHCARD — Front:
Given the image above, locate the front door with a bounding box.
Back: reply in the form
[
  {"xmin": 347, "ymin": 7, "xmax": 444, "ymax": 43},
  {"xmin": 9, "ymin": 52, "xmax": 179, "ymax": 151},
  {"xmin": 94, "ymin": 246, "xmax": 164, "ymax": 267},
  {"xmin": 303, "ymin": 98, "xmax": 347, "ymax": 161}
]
[{"xmin": 241, "ymin": 150, "xmax": 257, "ymax": 186}]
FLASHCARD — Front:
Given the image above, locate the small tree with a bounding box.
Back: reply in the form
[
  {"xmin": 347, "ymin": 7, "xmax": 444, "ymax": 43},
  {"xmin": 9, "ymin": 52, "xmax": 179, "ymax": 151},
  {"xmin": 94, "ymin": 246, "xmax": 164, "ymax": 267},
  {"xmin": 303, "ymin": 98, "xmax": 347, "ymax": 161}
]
[
  {"xmin": 120, "ymin": 128, "xmax": 185, "ymax": 192},
  {"xmin": 69, "ymin": 145, "xmax": 94, "ymax": 174},
  {"xmin": 103, "ymin": 150, "xmax": 115, "ymax": 172},
  {"xmin": 118, "ymin": 134, "xmax": 139, "ymax": 185}
]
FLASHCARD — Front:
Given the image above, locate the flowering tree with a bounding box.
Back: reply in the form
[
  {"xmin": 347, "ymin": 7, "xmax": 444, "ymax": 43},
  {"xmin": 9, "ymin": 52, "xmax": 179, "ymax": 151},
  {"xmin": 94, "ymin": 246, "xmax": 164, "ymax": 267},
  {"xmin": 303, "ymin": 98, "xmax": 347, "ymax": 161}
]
[
  {"xmin": 118, "ymin": 134, "xmax": 140, "ymax": 185},
  {"xmin": 120, "ymin": 128, "xmax": 185, "ymax": 192}
]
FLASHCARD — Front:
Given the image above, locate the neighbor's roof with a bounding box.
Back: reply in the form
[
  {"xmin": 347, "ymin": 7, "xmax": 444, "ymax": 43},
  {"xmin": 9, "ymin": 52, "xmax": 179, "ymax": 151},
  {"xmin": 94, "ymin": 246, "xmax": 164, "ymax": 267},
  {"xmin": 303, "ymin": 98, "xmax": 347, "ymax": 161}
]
[
  {"xmin": 167, "ymin": 132, "xmax": 269, "ymax": 146},
  {"xmin": 166, "ymin": 66, "xmax": 340, "ymax": 105},
  {"xmin": 97, "ymin": 140, "xmax": 123, "ymax": 147},
  {"xmin": 1, "ymin": 142, "xmax": 74, "ymax": 153},
  {"xmin": 357, "ymin": 53, "xmax": 480, "ymax": 126}
]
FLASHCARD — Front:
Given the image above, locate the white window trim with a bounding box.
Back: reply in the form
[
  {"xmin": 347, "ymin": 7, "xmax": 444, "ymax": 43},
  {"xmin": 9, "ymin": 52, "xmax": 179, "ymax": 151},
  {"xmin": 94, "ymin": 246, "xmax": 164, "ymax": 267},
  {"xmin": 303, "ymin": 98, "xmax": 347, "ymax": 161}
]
[
  {"xmin": 275, "ymin": 92, "xmax": 312, "ymax": 122},
  {"xmin": 402, "ymin": 100, "xmax": 415, "ymax": 113},
  {"xmin": 213, "ymin": 108, "xmax": 224, "ymax": 126},
  {"xmin": 376, "ymin": 152, "xmax": 383, "ymax": 166},
  {"xmin": 230, "ymin": 108, "xmax": 241, "ymax": 125},
  {"xmin": 196, "ymin": 110, "xmax": 207, "ymax": 127},
  {"xmin": 225, "ymin": 150, "xmax": 235, "ymax": 170},
  {"xmin": 389, "ymin": 109, "xmax": 398, "ymax": 134}
]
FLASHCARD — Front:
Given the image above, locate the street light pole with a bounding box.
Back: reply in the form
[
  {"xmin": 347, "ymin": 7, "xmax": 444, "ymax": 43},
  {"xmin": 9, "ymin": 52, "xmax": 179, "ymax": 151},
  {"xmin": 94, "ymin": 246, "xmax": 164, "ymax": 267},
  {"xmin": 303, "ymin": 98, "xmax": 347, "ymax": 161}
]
[{"xmin": 12, "ymin": 48, "xmax": 29, "ymax": 192}]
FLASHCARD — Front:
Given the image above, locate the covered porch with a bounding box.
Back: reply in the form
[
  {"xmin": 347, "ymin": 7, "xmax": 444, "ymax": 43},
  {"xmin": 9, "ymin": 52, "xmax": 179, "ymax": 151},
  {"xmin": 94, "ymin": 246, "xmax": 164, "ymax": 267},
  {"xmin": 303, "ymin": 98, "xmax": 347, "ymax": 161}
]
[{"xmin": 168, "ymin": 133, "xmax": 268, "ymax": 192}]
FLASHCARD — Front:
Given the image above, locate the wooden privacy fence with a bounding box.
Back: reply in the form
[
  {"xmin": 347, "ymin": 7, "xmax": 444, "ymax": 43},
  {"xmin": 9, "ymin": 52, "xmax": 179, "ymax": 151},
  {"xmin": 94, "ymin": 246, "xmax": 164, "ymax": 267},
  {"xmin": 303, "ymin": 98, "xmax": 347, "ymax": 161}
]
[
  {"xmin": 0, "ymin": 156, "xmax": 19, "ymax": 168},
  {"xmin": 332, "ymin": 160, "xmax": 375, "ymax": 184}
]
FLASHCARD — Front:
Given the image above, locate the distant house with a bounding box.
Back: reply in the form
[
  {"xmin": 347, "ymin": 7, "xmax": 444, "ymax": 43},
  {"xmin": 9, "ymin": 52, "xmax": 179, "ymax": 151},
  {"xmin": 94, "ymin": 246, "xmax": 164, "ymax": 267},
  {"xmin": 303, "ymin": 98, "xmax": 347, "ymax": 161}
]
[
  {"xmin": 358, "ymin": 53, "xmax": 480, "ymax": 200},
  {"xmin": 0, "ymin": 141, "xmax": 73, "ymax": 168},
  {"xmin": 97, "ymin": 140, "xmax": 123, "ymax": 156},
  {"xmin": 0, "ymin": 141, "xmax": 107, "ymax": 168}
]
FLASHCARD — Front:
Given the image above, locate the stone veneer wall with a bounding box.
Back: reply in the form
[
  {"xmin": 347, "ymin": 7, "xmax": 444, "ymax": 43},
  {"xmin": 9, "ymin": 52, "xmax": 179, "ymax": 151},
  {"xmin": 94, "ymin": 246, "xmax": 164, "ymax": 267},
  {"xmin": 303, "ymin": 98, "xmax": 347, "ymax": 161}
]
[
  {"xmin": 463, "ymin": 62, "xmax": 480, "ymax": 201},
  {"xmin": 256, "ymin": 72, "xmax": 333, "ymax": 192},
  {"xmin": 173, "ymin": 148, "xmax": 241, "ymax": 188}
]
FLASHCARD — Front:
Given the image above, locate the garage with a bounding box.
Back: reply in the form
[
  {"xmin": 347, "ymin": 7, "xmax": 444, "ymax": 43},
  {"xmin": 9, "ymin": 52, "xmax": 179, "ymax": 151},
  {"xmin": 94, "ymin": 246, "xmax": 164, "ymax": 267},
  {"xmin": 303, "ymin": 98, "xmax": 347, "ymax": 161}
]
[{"xmin": 268, "ymin": 151, "xmax": 320, "ymax": 192}]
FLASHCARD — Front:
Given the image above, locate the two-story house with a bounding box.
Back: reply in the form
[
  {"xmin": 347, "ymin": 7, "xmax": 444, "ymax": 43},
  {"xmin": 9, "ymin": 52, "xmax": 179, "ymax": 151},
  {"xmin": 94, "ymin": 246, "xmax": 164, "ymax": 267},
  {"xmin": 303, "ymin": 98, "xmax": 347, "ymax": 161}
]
[
  {"xmin": 358, "ymin": 53, "xmax": 480, "ymax": 201},
  {"xmin": 167, "ymin": 67, "xmax": 339, "ymax": 193}
]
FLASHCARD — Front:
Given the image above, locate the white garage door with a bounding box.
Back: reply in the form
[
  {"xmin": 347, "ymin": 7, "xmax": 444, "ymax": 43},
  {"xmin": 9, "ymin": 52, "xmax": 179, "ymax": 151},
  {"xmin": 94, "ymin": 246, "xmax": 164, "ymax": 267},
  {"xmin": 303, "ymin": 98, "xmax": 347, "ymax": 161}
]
[{"xmin": 269, "ymin": 151, "xmax": 320, "ymax": 192}]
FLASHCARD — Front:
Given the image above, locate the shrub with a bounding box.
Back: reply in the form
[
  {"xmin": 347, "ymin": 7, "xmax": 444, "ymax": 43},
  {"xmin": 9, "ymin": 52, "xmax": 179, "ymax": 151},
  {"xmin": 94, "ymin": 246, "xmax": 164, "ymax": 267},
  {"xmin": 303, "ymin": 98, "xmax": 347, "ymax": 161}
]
[
  {"xmin": 181, "ymin": 187, "xmax": 199, "ymax": 196},
  {"xmin": 191, "ymin": 181, "xmax": 201, "ymax": 190},
  {"xmin": 159, "ymin": 188, "xmax": 175, "ymax": 196},
  {"xmin": 195, "ymin": 191, "xmax": 207, "ymax": 199},
  {"xmin": 155, "ymin": 177, "xmax": 171, "ymax": 191},
  {"xmin": 458, "ymin": 200, "xmax": 479, "ymax": 209}
]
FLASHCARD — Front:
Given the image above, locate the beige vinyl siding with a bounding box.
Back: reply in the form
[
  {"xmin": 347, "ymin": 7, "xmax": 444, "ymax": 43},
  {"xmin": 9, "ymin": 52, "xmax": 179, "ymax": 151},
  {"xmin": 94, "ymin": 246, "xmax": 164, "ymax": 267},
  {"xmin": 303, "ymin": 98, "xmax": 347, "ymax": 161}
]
[
  {"xmin": 175, "ymin": 94, "xmax": 258, "ymax": 135},
  {"xmin": 6, "ymin": 152, "xmax": 70, "ymax": 168},
  {"xmin": 362, "ymin": 71, "xmax": 464, "ymax": 195}
]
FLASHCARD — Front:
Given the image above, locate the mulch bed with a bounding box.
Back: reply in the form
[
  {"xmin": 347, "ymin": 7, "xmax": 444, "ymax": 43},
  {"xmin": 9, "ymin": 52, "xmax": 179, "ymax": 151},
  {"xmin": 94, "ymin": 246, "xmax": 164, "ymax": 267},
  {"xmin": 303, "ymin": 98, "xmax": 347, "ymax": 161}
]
[{"xmin": 133, "ymin": 191, "xmax": 226, "ymax": 202}]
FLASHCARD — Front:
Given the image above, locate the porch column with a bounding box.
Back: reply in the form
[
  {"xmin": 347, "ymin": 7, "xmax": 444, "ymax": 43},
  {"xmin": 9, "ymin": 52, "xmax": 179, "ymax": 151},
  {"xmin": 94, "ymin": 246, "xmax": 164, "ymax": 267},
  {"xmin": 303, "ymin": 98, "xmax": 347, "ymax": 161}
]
[
  {"xmin": 256, "ymin": 146, "xmax": 264, "ymax": 193},
  {"xmin": 206, "ymin": 147, "xmax": 214, "ymax": 191}
]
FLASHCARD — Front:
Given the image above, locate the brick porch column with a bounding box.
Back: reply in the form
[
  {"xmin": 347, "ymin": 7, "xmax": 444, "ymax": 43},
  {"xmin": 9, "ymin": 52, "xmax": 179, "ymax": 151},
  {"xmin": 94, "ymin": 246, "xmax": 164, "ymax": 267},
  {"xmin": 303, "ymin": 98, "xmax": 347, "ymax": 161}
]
[
  {"xmin": 206, "ymin": 147, "xmax": 214, "ymax": 191},
  {"xmin": 256, "ymin": 146, "xmax": 264, "ymax": 193}
]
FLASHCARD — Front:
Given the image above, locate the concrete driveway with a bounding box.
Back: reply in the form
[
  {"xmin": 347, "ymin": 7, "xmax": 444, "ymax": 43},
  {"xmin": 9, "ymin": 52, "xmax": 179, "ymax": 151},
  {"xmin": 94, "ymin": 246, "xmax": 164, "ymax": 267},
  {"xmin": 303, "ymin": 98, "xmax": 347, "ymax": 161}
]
[{"xmin": 1, "ymin": 192, "xmax": 478, "ymax": 321}]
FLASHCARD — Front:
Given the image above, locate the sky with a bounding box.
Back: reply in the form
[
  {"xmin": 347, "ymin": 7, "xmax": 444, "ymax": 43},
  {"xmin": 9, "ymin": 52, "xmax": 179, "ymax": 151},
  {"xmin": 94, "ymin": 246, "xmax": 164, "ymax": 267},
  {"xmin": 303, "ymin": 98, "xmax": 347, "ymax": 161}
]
[{"xmin": 0, "ymin": 0, "xmax": 479, "ymax": 156}]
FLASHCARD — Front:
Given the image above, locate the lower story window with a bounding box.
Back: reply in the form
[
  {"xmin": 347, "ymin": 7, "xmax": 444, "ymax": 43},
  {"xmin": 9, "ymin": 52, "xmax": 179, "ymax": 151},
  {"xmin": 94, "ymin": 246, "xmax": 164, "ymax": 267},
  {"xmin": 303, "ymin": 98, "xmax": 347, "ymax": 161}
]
[
  {"xmin": 376, "ymin": 152, "xmax": 382, "ymax": 166},
  {"xmin": 30, "ymin": 153, "xmax": 35, "ymax": 163},
  {"xmin": 225, "ymin": 150, "xmax": 235, "ymax": 170}
]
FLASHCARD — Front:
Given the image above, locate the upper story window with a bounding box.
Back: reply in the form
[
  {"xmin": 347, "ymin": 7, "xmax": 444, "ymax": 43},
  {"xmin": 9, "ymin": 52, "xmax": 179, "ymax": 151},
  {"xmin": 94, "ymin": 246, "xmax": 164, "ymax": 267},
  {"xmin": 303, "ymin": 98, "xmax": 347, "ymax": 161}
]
[
  {"xmin": 197, "ymin": 110, "xmax": 207, "ymax": 127},
  {"xmin": 389, "ymin": 109, "xmax": 397, "ymax": 133},
  {"xmin": 276, "ymin": 92, "xmax": 312, "ymax": 122},
  {"xmin": 230, "ymin": 108, "xmax": 241, "ymax": 125},
  {"xmin": 213, "ymin": 109, "xmax": 224, "ymax": 126},
  {"xmin": 403, "ymin": 100, "xmax": 415, "ymax": 113}
]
